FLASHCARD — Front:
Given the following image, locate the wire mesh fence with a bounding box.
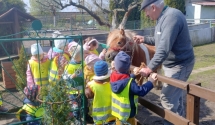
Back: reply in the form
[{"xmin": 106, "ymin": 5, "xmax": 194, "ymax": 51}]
[{"xmin": 0, "ymin": 30, "xmax": 86, "ymax": 125}]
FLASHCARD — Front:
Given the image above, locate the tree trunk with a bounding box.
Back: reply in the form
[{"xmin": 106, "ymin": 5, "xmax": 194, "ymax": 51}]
[{"xmin": 111, "ymin": 10, "xmax": 118, "ymax": 30}]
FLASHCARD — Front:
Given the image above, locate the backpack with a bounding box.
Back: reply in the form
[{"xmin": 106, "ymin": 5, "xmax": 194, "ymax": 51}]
[{"xmin": 24, "ymin": 84, "xmax": 39, "ymax": 102}]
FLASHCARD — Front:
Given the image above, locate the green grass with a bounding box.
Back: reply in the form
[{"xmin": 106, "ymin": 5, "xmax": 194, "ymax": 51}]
[
  {"xmin": 188, "ymin": 69, "xmax": 215, "ymax": 90},
  {"xmin": 188, "ymin": 42, "xmax": 215, "ymax": 89},
  {"xmin": 193, "ymin": 42, "xmax": 215, "ymax": 70}
]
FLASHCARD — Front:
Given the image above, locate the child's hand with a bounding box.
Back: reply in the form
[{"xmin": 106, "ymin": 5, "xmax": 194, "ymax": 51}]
[
  {"xmin": 133, "ymin": 67, "xmax": 140, "ymax": 76},
  {"xmin": 101, "ymin": 49, "xmax": 107, "ymax": 55},
  {"xmin": 111, "ymin": 61, "xmax": 115, "ymax": 70},
  {"xmin": 148, "ymin": 73, "xmax": 158, "ymax": 87}
]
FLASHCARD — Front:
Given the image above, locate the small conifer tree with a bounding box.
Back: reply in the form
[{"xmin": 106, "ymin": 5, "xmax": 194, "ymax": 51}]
[{"xmin": 12, "ymin": 46, "xmax": 28, "ymax": 91}]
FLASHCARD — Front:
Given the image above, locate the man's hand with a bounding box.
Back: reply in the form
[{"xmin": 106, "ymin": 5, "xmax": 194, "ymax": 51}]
[
  {"xmin": 139, "ymin": 67, "xmax": 152, "ymax": 77},
  {"xmin": 133, "ymin": 35, "xmax": 144, "ymax": 44}
]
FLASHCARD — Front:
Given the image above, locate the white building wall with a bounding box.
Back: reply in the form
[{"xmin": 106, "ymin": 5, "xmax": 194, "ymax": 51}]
[
  {"xmin": 201, "ymin": 6, "xmax": 215, "ymax": 19},
  {"xmin": 185, "ymin": 0, "xmax": 195, "ymax": 19},
  {"xmin": 193, "ymin": 4, "xmax": 201, "ymax": 23}
]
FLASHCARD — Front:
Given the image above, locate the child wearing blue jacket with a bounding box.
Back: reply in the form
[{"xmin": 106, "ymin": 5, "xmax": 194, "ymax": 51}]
[{"xmin": 110, "ymin": 51, "xmax": 157, "ymax": 125}]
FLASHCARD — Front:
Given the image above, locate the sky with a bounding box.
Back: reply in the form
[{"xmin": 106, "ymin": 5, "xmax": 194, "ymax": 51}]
[{"xmin": 22, "ymin": 0, "xmax": 109, "ymax": 13}]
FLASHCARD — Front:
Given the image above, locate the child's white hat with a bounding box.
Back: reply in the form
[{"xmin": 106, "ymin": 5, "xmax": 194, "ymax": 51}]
[
  {"xmin": 69, "ymin": 44, "xmax": 82, "ymax": 59},
  {"xmin": 52, "ymin": 30, "xmax": 61, "ymax": 38},
  {"xmin": 31, "ymin": 43, "xmax": 43, "ymax": 55},
  {"xmin": 54, "ymin": 36, "xmax": 67, "ymax": 49}
]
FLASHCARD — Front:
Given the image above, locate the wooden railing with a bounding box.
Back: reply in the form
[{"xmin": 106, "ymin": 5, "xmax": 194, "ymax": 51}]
[{"xmin": 137, "ymin": 74, "xmax": 215, "ymax": 125}]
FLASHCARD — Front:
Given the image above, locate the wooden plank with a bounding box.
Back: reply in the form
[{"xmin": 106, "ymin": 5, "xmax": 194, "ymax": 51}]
[
  {"xmin": 157, "ymin": 74, "xmax": 188, "ymax": 90},
  {"xmin": 135, "ymin": 118, "xmax": 141, "ymax": 125},
  {"xmin": 0, "ymin": 55, "xmax": 19, "ymax": 61},
  {"xmin": 186, "ymin": 82, "xmax": 200, "ymax": 125},
  {"xmin": 186, "ymin": 93, "xmax": 200, "ymax": 125},
  {"xmin": 189, "ymin": 122, "xmax": 196, "ymax": 125},
  {"xmin": 138, "ymin": 97, "xmax": 190, "ymax": 125},
  {"xmin": 0, "ymin": 22, "xmax": 13, "ymax": 24},
  {"xmin": 189, "ymin": 84, "xmax": 215, "ymax": 102}
]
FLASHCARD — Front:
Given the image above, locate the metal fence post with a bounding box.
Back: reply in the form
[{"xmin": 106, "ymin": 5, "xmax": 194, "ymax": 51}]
[
  {"xmin": 186, "ymin": 82, "xmax": 201, "ymax": 125},
  {"xmin": 210, "ymin": 21, "xmax": 212, "ymax": 28}
]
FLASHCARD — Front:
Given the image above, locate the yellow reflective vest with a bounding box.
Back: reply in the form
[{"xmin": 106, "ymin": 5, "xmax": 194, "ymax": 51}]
[
  {"xmin": 90, "ymin": 49, "xmax": 99, "ymax": 55},
  {"xmin": 112, "ymin": 78, "xmax": 138, "ymax": 122},
  {"xmin": 16, "ymin": 104, "xmax": 45, "ymax": 120},
  {"xmin": 29, "ymin": 59, "xmax": 50, "ymax": 86},
  {"xmin": 65, "ymin": 63, "xmax": 83, "ymax": 94},
  {"xmin": 88, "ymin": 80, "xmax": 115, "ymax": 124},
  {"xmin": 49, "ymin": 53, "xmax": 70, "ymax": 83},
  {"xmin": 0, "ymin": 96, "xmax": 2, "ymax": 106}
]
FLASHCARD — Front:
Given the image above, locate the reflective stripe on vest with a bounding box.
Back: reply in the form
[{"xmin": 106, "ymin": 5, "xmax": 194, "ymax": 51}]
[
  {"xmin": 89, "ymin": 80, "xmax": 113, "ymax": 124},
  {"xmin": 65, "ymin": 63, "xmax": 83, "ymax": 94},
  {"xmin": 29, "ymin": 59, "xmax": 50, "ymax": 85},
  {"xmin": 0, "ymin": 96, "xmax": 2, "ymax": 105},
  {"xmin": 22, "ymin": 104, "xmax": 44, "ymax": 117},
  {"xmin": 49, "ymin": 54, "xmax": 70, "ymax": 82},
  {"xmin": 111, "ymin": 78, "xmax": 138, "ymax": 122}
]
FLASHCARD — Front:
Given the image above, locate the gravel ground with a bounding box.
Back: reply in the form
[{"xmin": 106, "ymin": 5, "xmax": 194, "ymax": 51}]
[{"xmin": 1, "ymin": 88, "xmax": 215, "ymax": 125}]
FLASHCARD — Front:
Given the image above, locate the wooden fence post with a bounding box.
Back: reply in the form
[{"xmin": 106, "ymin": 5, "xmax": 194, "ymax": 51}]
[{"xmin": 186, "ymin": 82, "xmax": 201, "ymax": 125}]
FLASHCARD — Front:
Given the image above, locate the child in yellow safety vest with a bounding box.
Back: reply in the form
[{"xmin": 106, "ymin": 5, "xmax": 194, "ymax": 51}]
[
  {"xmin": 83, "ymin": 37, "xmax": 106, "ymax": 60},
  {"xmin": 48, "ymin": 36, "xmax": 70, "ymax": 83},
  {"xmin": 26, "ymin": 43, "xmax": 50, "ymax": 87},
  {"xmin": 85, "ymin": 60, "xmax": 115, "ymax": 125},
  {"xmin": 111, "ymin": 51, "xmax": 158, "ymax": 125},
  {"xmin": 26, "ymin": 43, "xmax": 50, "ymax": 97},
  {"xmin": 63, "ymin": 42, "xmax": 94, "ymax": 123},
  {"xmin": 0, "ymin": 95, "xmax": 8, "ymax": 112},
  {"xmin": 16, "ymin": 84, "xmax": 44, "ymax": 125},
  {"xmin": 84, "ymin": 54, "xmax": 101, "ymax": 84},
  {"xmin": 63, "ymin": 42, "xmax": 84, "ymax": 120}
]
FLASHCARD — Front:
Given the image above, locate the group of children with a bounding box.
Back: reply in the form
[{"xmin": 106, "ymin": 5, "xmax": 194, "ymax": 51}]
[{"xmin": 18, "ymin": 32, "xmax": 158, "ymax": 125}]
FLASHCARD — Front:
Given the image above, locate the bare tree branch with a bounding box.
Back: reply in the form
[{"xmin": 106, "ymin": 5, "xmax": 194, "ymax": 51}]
[
  {"xmin": 36, "ymin": 0, "xmax": 50, "ymax": 8},
  {"xmin": 60, "ymin": 1, "xmax": 111, "ymax": 27},
  {"xmin": 119, "ymin": 1, "xmax": 141, "ymax": 28},
  {"xmin": 35, "ymin": 0, "xmax": 141, "ymax": 29},
  {"xmin": 119, "ymin": 0, "xmax": 124, "ymax": 5},
  {"xmin": 93, "ymin": 0, "xmax": 111, "ymax": 14}
]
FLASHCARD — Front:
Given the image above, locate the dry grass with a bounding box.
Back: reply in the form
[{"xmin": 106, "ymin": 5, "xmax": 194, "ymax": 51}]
[
  {"xmin": 188, "ymin": 69, "xmax": 215, "ymax": 89},
  {"xmin": 188, "ymin": 42, "xmax": 215, "ymax": 89}
]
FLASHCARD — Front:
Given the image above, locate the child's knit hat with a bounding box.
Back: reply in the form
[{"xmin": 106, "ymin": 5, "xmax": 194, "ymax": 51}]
[
  {"xmin": 31, "ymin": 43, "xmax": 43, "ymax": 55},
  {"xmin": 68, "ymin": 42, "xmax": 78, "ymax": 52},
  {"xmin": 54, "ymin": 36, "xmax": 68, "ymax": 49},
  {"xmin": 83, "ymin": 39, "xmax": 99, "ymax": 51},
  {"xmin": 85, "ymin": 54, "xmax": 101, "ymax": 68},
  {"xmin": 114, "ymin": 51, "xmax": 131, "ymax": 73},
  {"xmin": 93, "ymin": 60, "xmax": 110, "ymax": 80},
  {"xmin": 68, "ymin": 42, "xmax": 81, "ymax": 60}
]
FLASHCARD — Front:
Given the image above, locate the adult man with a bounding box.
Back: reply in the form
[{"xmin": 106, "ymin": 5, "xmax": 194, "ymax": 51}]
[{"xmin": 134, "ymin": 0, "xmax": 195, "ymax": 125}]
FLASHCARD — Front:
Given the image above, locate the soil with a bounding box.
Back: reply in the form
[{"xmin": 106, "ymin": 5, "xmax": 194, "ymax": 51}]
[{"xmin": 136, "ymin": 89, "xmax": 215, "ymax": 125}]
